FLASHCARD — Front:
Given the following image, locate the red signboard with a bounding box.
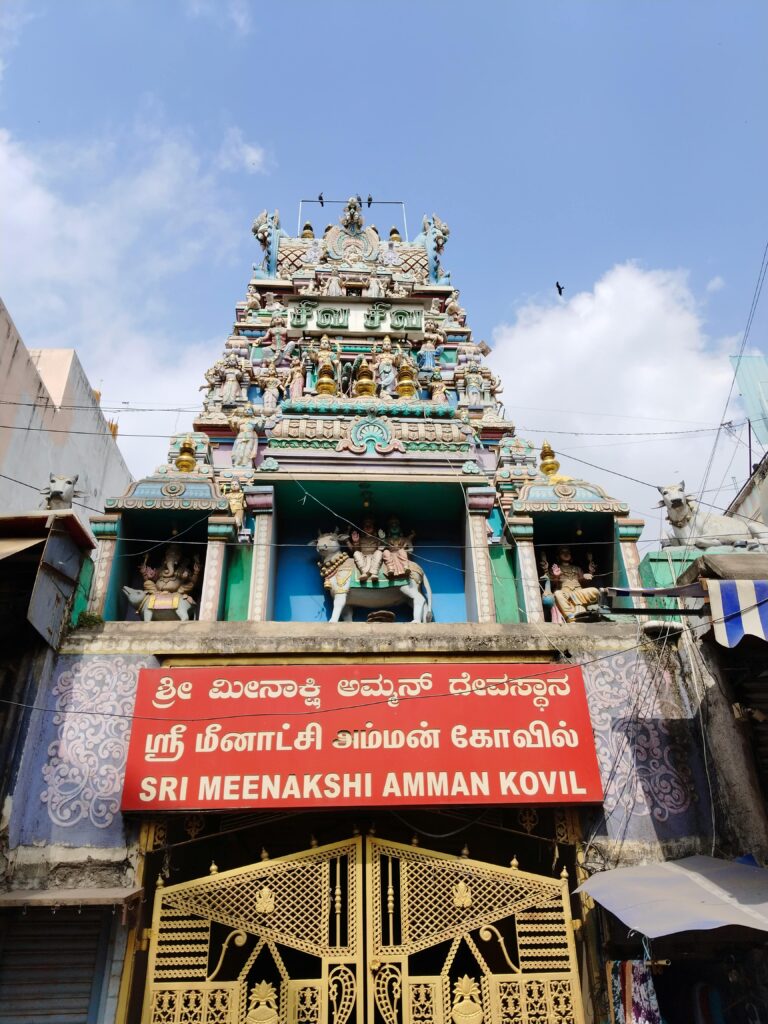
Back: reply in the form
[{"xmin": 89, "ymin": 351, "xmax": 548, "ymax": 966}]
[{"xmin": 122, "ymin": 663, "xmax": 603, "ymax": 810}]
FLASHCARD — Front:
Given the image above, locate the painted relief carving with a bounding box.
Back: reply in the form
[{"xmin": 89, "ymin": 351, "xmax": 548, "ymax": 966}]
[
  {"xmin": 122, "ymin": 542, "xmax": 202, "ymax": 622},
  {"xmin": 538, "ymin": 547, "xmax": 600, "ymax": 624},
  {"xmin": 41, "ymin": 656, "xmax": 144, "ymax": 829},
  {"xmin": 312, "ymin": 523, "xmax": 433, "ymax": 623}
]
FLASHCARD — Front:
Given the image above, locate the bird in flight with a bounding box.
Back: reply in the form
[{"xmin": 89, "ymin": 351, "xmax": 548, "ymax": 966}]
[
  {"xmin": 318, "ymin": 192, "xmax": 324, "ymax": 207},
  {"xmin": 556, "ymin": 281, "xmax": 564, "ymax": 296}
]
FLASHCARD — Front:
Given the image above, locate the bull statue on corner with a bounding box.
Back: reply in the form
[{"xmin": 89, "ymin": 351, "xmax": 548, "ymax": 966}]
[
  {"xmin": 312, "ymin": 529, "xmax": 433, "ymax": 623},
  {"xmin": 657, "ymin": 481, "xmax": 768, "ymax": 550}
]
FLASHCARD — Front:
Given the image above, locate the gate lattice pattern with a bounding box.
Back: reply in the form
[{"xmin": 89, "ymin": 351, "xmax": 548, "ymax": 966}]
[{"xmin": 143, "ymin": 838, "xmax": 584, "ymax": 1024}]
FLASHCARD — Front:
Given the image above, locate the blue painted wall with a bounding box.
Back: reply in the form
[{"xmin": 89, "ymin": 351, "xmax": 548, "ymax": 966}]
[{"xmin": 273, "ymin": 533, "xmax": 467, "ymax": 623}]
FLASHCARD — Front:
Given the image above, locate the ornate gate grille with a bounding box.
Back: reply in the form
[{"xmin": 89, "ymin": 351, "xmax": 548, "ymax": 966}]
[{"xmin": 143, "ymin": 837, "xmax": 584, "ymax": 1024}]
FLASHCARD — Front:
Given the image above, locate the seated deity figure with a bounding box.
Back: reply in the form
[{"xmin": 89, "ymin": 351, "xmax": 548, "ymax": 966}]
[
  {"xmin": 245, "ymin": 285, "xmax": 261, "ymax": 318},
  {"xmin": 540, "ymin": 547, "xmax": 600, "ymax": 623},
  {"xmin": 382, "ymin": 516, "xmax": 416, "ymax": 579},
  {"xmin": 348, "ymin": 516, "xmax": 384, "ymax": 581}
]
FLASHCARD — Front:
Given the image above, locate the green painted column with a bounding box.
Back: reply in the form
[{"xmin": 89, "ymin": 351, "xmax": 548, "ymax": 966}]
[{"xmin": 505, "ymin": 516, "xmax": 544, "ymax": 624}]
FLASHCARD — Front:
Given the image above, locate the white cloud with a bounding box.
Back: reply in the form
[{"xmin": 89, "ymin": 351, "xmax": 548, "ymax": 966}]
[
  {"xmin": 706, "ymin": 275, "xmax": 725, "ymax": 293},
  {"xmin": 0, "ymin": 123, "xmax": 256, "ymax": 478},
  {"xmin": 489, "ymin": 264, "xmax": 744, "ymax": 539},
  {"xmin": 182, "ymin": 0, "xmax": 253, "ymax": 36},
  {"xmin": 217, "ymin": 126, "xmax": 268, "ymax": 175},
  {"xmin": 0, "ymin": 0, "xmax": 34, "ymax": 81}
]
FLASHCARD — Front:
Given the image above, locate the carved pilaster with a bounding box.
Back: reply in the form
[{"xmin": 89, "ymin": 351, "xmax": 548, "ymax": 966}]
[
  {"xmin": 506, "ymin": 516, "xmax": 545, "ymax": 624},
  {"xmin": 88, "ymin": 515, "xmax": 120, "ymax": 615},
  {"xmin": 246, "ymin": 486, "xmax": 275, "ymax": 622},
  {"xmin": 617, "ymin": 519, "xmax": 645, "ymax": 609},
  {"xmin": 199, "ymin": 516, "xmax": 236, "ymax": 622},
  {"xmin": 465, "ymin": 486, "xmax": 497, "ymax": 624}
]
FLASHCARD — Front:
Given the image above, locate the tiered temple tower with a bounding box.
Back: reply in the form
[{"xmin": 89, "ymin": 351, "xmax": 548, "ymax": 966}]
[{"xmin": 87, "ymin": 197, "xmax": 645, "ymax": 626}]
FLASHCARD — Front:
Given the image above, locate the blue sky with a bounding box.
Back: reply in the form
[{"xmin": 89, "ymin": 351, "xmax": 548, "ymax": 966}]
[{"xmin": 1, "ymin": 0, "xmax": 766, "ymax": 531}]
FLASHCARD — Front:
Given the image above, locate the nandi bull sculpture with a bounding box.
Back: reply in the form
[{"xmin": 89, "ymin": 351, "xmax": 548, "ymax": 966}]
[
  {"xmin": 657, "ymin": 481, "xmax": 768, "ymax": 550},
  {"xmin": 312, "ymin": 527, "xmax": 433, "ymax": 623}
]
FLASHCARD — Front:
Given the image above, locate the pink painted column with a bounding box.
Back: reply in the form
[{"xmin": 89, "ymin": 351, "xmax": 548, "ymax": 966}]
[
  {"xmin": 198, "ymin": 516, "xmax": 236, "ymax": 622},
  {"xmin": 246, "ymin": 486, "xmax": 275, "ymax": 622},
  {"xmin": 88, "ymin": 514, "xmax": 120, "ymax": 616}
]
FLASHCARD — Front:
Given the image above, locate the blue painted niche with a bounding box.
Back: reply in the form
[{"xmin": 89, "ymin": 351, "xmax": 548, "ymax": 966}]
[{"xmin": 272, "ymin": 480, "xmax": 468, "ymax": 623}]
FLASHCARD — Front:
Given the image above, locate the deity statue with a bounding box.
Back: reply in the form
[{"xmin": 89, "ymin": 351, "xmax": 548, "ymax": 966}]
[
  {"xmin": 256, "ymin": 362, "xmax": 284, "ymax": 415},
  {"xmin": 139, "ymin": 543, "xmax": 201, "ymax": 597},
  {"xmin": 363, "ymin": 275, "xmax": 385, "ymax": 298},
  {"xmin": 351, "ymin": 354, "xmax": 377, "ymax": 398},
  {"xmin": 387, "ymin": 279, "xmax": 408, "ymax": 298},
  {"xmin": 429, "ymin": 371, "xmax": 449, "ymax": 404},
  {"xmin": 259, "ymin": 312, "xmax": 295, "ymax": 366},
  {"xmin": 220, "ymin": 353, "xmax": 250, "ymax": 407},
  {"xmin": 262, "ymin": 291, "xmax": 284, "ymax": 312},
  {"xmin": 299, "ymin": 278, "xmax": 319, "ymax": 295},
  {"xmin": 382, "ymin": 517, "xmax": 416, "ymax": 579},
  {"xmin": 373, "ymin": 336, "xmax": 400, "ymax": 398},
  {"xmin": 348, "ymin": 516, "xmax": 385, "ymax": 581},
  {"xmin": 229, "ymin": 405, "xmax": 261, "ymax": 466},
  {"xmin": 540, "ymin": 547, "xmax": 600, "ymax": 623},
  {"xmin": 429, "ymin": 297, "xmax": 442, "ymax": 314},
  {"xmin": 225, "ymin": 479, "xmax": 247, "ymax": 533},
  {"xmin": 287, "ymin": 356, "xmax": 305, "ymax": 401},
  {"xmin": 341, "ymin": 196, "xmax": 364, "ymax": 231},
  {"xmin": 246, "ymin": 285, "xmax": 261, "ymax": 318},
  {"xmin": 308, "ymin": 335, "xmax": 341, "ymax": 396},
  {"xmin": 463, "ymin": 356, "xmax": 485, "ymax": 406},
  {"xmin": 322, "ymin": 271, "xmax": 346, "ymax": 297},
  {"xmin": 445, "ymin": 289, "xmax": 465, "ymax": 324},
  {"xmin": 417, "ymin": 321, "xmax": 445, "ymax": 374},
  {"xmin": 200, "ymin": 359, "xmax": 225, "ymax": 415}
]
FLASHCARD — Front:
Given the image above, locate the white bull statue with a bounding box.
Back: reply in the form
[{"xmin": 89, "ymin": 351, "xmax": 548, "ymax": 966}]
[
  {"xmin": 312, "ymin": 529, "xmax": 433, "ymax": 623},
  {"xmin": 657, "ymin": 481, "xmax": 768, "ymax": 550}
]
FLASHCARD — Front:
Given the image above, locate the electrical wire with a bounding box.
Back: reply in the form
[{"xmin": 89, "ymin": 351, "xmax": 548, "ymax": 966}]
[{"xmin": 7, "ymin": 578, "xmax": 762, "ymax": 730}]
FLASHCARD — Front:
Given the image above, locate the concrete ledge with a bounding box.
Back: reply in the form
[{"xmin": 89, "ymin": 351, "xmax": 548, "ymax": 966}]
[{"xmin": 61, "ymin": 621, "xmax": 642, "ymax": 658}]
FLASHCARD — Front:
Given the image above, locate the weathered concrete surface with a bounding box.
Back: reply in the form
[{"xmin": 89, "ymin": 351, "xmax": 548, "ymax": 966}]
[{"xmin": 62, "ymin": 620, "xmax": 641, "ymax": 658}]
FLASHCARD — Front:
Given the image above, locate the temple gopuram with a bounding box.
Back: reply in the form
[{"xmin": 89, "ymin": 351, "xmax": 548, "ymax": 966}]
[{"xmin": 6, "ymin": 198, "xmax": 768, "ymax": 1023}]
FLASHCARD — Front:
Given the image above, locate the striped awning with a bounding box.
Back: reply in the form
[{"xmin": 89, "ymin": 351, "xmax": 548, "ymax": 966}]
[{"xmin": 707, "ymin": 579, "xmax": 768, "ymax": 647}]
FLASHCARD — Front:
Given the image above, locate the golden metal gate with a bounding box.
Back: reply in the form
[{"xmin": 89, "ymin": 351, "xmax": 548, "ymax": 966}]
[{"xmin": 143, "ymin": 837, "xmax": 584, "ymax": 1024}]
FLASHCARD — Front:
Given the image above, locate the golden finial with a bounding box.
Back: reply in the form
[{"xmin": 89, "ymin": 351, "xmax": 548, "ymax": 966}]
[
  {"xmin": 156, "ymin": 875, "xmax": 165, "ymax": 888},
  {"xmin": 301, "ymin": 221, "xmax": 315, "ymax": 239},
  {"xmin": 510, "ymin": 855, "xmax": 519, "ymax": 871},
  {"xmin": 175, "ymin": 436, "xmax": 197, "ymax": 473},
  {"xmin": 260, "ymin": 847, "xmax": 269, "ymax": 861},
  {"xmin": 460, "ymin": 844, "xmax": 470, "ymax": 858},
  {"xmin": 389, "ymin": 226, "xmax": 402, "ymax": 242},
  {"xmin": 209, "ymin": 861, "xmax": 218, "ymax": 875},
  {"xmin": 540, "ymin": 440, "xmax": 560, "ymax": 478}
]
